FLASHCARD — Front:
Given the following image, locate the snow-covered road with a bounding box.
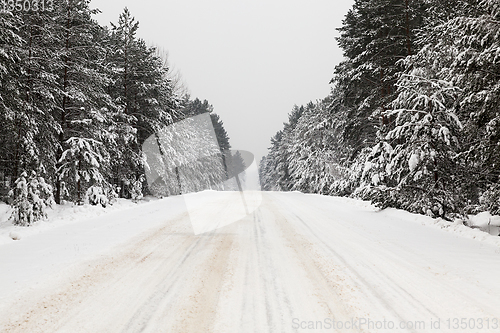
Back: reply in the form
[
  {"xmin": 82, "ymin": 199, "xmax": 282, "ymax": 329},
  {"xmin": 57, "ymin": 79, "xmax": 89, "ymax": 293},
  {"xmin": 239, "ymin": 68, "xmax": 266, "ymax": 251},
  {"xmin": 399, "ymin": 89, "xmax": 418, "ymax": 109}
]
[{"xmin": 1, "ymin": 192, "xmax": 499, "ymax": 332}]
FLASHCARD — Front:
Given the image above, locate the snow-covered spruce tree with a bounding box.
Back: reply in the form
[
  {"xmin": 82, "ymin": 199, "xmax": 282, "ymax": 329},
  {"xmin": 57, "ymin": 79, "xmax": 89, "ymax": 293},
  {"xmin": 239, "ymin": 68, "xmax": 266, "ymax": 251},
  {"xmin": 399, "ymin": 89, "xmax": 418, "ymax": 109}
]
[
  {"xmin": 52, "ymin": 0, "xmax": 117, "ymax": 204},
  {"xmin": 274, "ymin": 137, "xmax": 293, "ymax": 192},
  {"xmin": 129, "ymin": 174, "xmax": 145, "ymax": 202},
  {"xmin": 322, "ymin": 90, "xmax": 372, "ymax": 196},
  {"xmin": 144, "ymin": 111, "xmax": 229, "ymax": 197},
  {"xmin": 85, "ymin": 185, "xmax": 108, "ymax": 207},
  {"xmin": 356, "ymin": 140, "xmax": 394, "ymax": 198},
  {"xmin": 181, "ymin": 98, "xmax": 231, "ymax": 153},
  {"xmin": 310, "ymin": 0, "xmax": 428, "ymax": 199},
  {"xmin": 107, "ymin": 8, "xmax": 178, "ymax": 197},
  {"xmin": 281, "ymin": 92, "xmax": 373, "ymax": 197},
  {"xmin": 258, "ymin": 156, "xmax": 269, "ymax": 190},
  {"xmin": 58, "ymin": 138, "xmax": 106, "ymax": 204},
  {"xmin": 260, "ymin": 99, "xmax": 353, "ymax": 194},
  {"xmin": 9, "ymin": 171, "xmax": 54, "ymax": 226},
  {"xmin": 0, "ymin": 9, "xmax": 61, "ymax": 184},
  {"xmin": 333, "ymin": 0, "xmax": 426, "ymax": 162},
  {"xmin": 362, "ymin": 64, "xmax": 464, "ymax": 218},
  {"xmin": 275, "ymin": 105, "xmax": 305, "ymax": 191},
  {"xmin": 0, "ymin": 11, "xmax": 23, "ymax": 181},
  {"xmin": 259, "ymin": 131, "xmax": 283, "ymax": 191},
  {"xmin": 287, "ymin": 99, "xmax": 340, "ymax": 194},
  {"xmin": 436, "ymin": 0, "xmax": 500, "ymax": 213}
]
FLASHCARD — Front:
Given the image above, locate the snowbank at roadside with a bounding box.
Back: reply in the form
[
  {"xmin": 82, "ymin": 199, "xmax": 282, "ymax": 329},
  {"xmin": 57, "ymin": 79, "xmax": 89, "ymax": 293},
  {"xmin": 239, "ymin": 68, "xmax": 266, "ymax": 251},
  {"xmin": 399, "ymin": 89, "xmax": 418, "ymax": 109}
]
[
  {"xmin": 467, "ymin": 211, "xmax": 500, "ymax": 236},
  {"xmin": 0, "ymin": 194, "xmax": 191, "ymax": 310},
  {"xmin": 0, "ymin": 197, "xmax": 157, "ymax": 246},
  {"xmin": 2, "ymin": 190, "xmax": 500, "ymax": 250},
  {"xmin": 386, "ymin": 208, "xmax": 500, "ymax": 248},
  {"xmin": 301, "ymin": 192, "xmax": 500, "ymax": 249}
]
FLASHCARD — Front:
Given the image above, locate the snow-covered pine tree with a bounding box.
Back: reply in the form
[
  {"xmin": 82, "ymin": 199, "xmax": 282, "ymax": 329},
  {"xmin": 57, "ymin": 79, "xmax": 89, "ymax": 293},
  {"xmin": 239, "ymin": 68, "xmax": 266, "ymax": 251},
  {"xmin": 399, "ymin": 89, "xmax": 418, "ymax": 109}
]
[
  {"xmin": 365, "ymin": 63, "xmax": 464, "ymax": 218},
  {"xmin": 52, "ymin": 0, "xmax": 116, "ymax": 203},
  {"xmin": 433, "ymin": 0, "xmax": 500, "ymax": 213},
  {"xmin": 259, "ymin": 131, "xmax": 283, "ymax": 191},
  {"xmin": 9, "ymin": 171, "xmax": 54, "ymax": 226},
  {"xmin": 287, "ymin": 100, "xmax": 338, "ymax": 194},
  {"xmin": 19, "ymin": 6, "xmax": 63, "ymax": 176},
  {"xmin": 0, "ymin": 9, "xmax": 61, "ymax": 185},
  {"xmin": 85, "ymin": 185, "xmax": 108, "ymax": 207},
  {"xmin": 0, "ymin": 11, "xmax": 24, "ymax": 182},
  {"xmin": 333, "ymin": 0, "xmax": 426, "ymax": 162},
  {"xmin": 107, "ymin": 8, "xmax": 178, "ymax": 197},
  {"xmin": 107, "ymin": 8, "xmax": 141, "ymax": 194},
  {"xmin": 58, "ymin": 137, "xmax": 106, "ymax": 204},
  {"xmin": 181, "ymin": 98, "xmax": 231, "ymax": 152}
]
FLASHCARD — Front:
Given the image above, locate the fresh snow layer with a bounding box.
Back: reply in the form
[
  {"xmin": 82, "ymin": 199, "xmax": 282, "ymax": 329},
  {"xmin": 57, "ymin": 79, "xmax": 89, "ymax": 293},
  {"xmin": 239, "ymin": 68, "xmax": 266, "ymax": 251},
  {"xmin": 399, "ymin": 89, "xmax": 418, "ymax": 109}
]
[
  {"xmin": 0, "ymin": 199, "xmax": 143, "ymax": 245},
  {"xmin": 0, "ymin": 196, "xmax": 191, "ymax": 308},
  {"xmin": 0, "ymin": 191, "xmax": 499, "ymax": 333},
  {"xmin": 467, "ymin": 211, "xmax": 500, "ymax": 236}
]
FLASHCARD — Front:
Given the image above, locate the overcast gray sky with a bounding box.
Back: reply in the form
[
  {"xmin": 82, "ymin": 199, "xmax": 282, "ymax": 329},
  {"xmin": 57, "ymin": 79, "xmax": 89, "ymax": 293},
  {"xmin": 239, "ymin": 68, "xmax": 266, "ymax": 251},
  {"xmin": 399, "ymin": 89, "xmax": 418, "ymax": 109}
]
[{"xmin": 90, "ymin": 0, "xmax": 353, "ymax": 163}]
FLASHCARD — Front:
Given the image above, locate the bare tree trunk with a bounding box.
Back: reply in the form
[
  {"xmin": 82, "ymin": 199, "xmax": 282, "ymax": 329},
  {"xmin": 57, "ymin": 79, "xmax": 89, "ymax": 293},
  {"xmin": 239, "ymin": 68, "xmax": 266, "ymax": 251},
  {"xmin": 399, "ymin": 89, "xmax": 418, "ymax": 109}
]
[
  {"xmin": 56, "ymin": 4, "xmax": 71, "ymax": 204},
  {"xmin": 405, "ymin": 0, "xmax": 412, "ymax": 56},
  {"xmin": 77, "ymin": 158, "xmax": 81, "ymax": 204}
]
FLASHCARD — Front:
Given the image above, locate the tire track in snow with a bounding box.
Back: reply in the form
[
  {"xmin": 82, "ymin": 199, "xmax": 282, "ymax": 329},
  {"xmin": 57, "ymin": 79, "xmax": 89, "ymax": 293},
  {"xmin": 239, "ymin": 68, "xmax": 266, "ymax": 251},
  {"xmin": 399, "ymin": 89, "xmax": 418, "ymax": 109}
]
[
  {"xmin": 0, "ymin": 199, "xmax": 240, "ymax": 333},
  {"xmin": 212, "ymin": 194, "xmax": 359, "ymax": 333},
  {"xmin": 271, "ymin": 193, "xmax": 500, "ymax": 332},
  {"xmin": 251, "ymin": 205, "xmax": 295, "ymax": 331},
  {"xmin": 168, "ymin": 231, "xmax": 234, "ymax": 333},
  {"xmin": 120, "ymin": 233, "xmax": 213, "ymax": 332},
  {"xmin": 268, "ymin": 198, "xmax": 365, "ymax": 331},
  {"xmin": 0, "ymin": 211, "xmax": 200, "ymax": 332},
  {"xmin": 289, "ymin": 207, "xmax": 500, "ymax": 321},
  {"xmin": 289, "ymin": 211, "xmax": 422, "ymax": 331},
  {"xmin": 3, "ymin": 192, "xmax": 497, "ymax": 333}
]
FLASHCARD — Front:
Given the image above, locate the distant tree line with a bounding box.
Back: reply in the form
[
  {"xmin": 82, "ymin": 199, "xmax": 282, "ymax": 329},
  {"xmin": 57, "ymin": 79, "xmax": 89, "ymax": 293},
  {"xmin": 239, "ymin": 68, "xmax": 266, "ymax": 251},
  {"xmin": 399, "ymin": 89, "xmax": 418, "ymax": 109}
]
[
  {"xmin": 0, "ymin": 2, "xmax": 232, "ymax": 224},
  {"xmin": 260, "ymin": 0, "xmax": 500, "ymax": 220}
]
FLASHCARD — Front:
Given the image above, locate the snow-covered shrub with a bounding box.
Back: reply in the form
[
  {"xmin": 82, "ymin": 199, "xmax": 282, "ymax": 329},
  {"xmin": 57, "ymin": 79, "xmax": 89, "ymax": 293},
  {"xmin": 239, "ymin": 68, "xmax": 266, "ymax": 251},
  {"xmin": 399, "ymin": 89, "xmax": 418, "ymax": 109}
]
[
  {"xmin": 355, "ymin": 142, "xmax": 393, "ymax": 200},
  {"xmin": 130, "ymin": 175, "xmax": 145, "ymax": 202},
  {"xmin": 332, "ymin": 147, "xmax": 371, "ymax": 197},
  {"xmin": 8, "ymin": 171, "xmax": 55, "ymax": 226},
  {"xmin": 9, "ymin": 231, "xmax": 21, "ymax": 241},
  {"xmin": 58, "ymin": 137, "xmax": 107, "ymax": 204},
  {"xmin": 105, "ymin": 184, "xmax": 119, "ymax": 205},
  {"xmin": 478, "ymin": 184, "xmax": 500, "ymax": 216},
  {"xmin": 59, "ymin": 181, "xmax": 70, "ymax": 202},
  {"xmin": 85, "ymin": 185, "xmax": 108, "ymax": 208}
]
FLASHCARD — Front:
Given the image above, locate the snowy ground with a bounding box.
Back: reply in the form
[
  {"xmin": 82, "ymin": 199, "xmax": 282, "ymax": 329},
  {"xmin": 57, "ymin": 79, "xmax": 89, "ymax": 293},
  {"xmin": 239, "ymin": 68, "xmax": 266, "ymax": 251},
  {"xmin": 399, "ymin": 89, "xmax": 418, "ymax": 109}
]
[{"xmin": 0, "ymin": 191, "xmax": 499, "ymax": 332}]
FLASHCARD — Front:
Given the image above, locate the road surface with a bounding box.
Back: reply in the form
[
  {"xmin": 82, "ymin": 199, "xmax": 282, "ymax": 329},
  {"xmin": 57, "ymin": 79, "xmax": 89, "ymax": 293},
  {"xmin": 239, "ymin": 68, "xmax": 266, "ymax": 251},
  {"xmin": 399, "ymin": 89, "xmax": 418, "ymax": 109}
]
[{"xmin": 0, "ymin": 192, "xmax": 499, "ymax": 332}]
